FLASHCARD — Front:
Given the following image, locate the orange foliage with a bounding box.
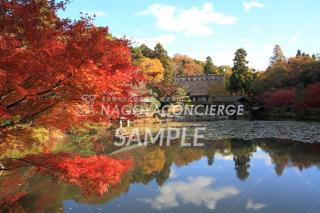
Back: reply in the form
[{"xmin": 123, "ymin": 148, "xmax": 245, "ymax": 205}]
[
  {"xmin": 173, "ymin": 54, "xmax": 203, "ymax": 76},
  {"xmin": 183, "ymin": 63, "xmax": 203, "ymax": 75}
]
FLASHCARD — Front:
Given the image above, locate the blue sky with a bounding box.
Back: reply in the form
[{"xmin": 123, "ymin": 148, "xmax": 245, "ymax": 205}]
[{"xmin": 59, "ymin": 0, "xmax": 320, "ymax": 70}]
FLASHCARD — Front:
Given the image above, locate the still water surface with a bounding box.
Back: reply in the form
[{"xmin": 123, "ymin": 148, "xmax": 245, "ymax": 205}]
[{"xmin": 1, "ymin": 138, "xmax": 320, "ymax": 212}]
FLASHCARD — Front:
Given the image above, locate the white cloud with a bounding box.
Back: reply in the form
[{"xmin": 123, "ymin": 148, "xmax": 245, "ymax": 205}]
[
  {"xmin": 247, "ymin": 44, "xmax": 274, "ymax": 71},
  {"xmin": 215, "ymin": 153, "xmax": 234, "ymax": 161},
  {"xmin": 253, "ymin": 151, "xmax": 273, "ymax": 166},
  {"xmin": 85, "ymin": 11, "xmax": 107, "ymax": 18},
  {"xmin": 243, "ymin": 1, "xmax": 265, "ymax": 11},
  {"xmin": 141, "ymin": 176, "xmax": 239, "ymax": 210},
  {"xmin": 137, "ymin": 3, "xmax": 237, "ymax": 36},
  {"xmin": 134, "ymin": 35, "xmax": 176, "ymax": 48},
  {"xmin": 169, "ymin": 169, "xmax": 178, "ymax": 179},
  {"xmin": 246, "ymin": 199, "xmax": 267, "ymax": 210}
]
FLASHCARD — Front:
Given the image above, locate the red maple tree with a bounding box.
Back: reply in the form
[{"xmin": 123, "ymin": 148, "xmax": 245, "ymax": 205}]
[{"xmin": 0, "ymin": 0, "xmax": 143, "ymax": 129}]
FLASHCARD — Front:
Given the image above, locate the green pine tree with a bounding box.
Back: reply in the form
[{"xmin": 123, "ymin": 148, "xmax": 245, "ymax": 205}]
[
  {"xmin": 139, "ymin": 44, "xmax": 155, "ymax": 58},
  {"xmin": 228, "ymin": 48, "xmax": 254, "ymax": 95},
  {"xmin": 296, "ymin": 49, "xmax": 302, "ymax": 57},
  {"xmin": 131, "ymin": 47, "xmax": 144, "ymax": 64},
  {"xmin": 154, "ymin": 43, "xmax": 174, "ymax": 84},
  {"xmin": 203, "ymin": 56, "xmax": 216, "ymax": 74}
]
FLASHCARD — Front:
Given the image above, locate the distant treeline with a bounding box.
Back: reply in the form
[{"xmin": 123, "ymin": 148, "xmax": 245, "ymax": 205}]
[{"xmin": 131, "ymin": 43, "xmax": 320, "ymax": 114}]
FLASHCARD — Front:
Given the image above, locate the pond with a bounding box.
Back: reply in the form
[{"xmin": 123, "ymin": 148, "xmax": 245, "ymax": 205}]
[{"xmin": 1, "ymin": 121, "xmax": 320, "ymax": 212}]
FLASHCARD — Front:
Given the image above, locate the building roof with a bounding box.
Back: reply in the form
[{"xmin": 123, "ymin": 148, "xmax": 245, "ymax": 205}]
[
  {"xmin": 214, "ymin": 96, "xmax": 249, "ymax": 103},
  {"xmin": 174, "ymin": 74, "xmax": 224, "ymax": 97}
]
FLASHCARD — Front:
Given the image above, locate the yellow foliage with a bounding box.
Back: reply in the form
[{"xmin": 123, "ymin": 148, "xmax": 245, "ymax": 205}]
[
  {"xmin": 138, "ymin": 58, "xmax": 164, "ymax": 83},
  {"xmin": 174, "ymin": 149, "xmax": 205, "ymax": 167},
  {"xmin": 141, "ymin": 149, "xmax": 166, "ymax": 174},
  {"xmin": 0, "ymin": 127, "xmax": 46, "ymax": 159},
  {"xmin": 32, "ymin": 126, "xmax": 50, "ymax": 142}
]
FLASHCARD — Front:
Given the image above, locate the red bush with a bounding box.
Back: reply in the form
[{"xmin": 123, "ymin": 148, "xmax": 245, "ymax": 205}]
[
  {"xmin": 257, "ymin": 89, "xmax": 295, "ymax": 109},
  {"xmin": 295, "ymin": 84, "xmax": 320, "ymax": 111}
]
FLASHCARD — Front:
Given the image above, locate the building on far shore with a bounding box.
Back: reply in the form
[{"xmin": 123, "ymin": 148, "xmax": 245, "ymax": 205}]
[{"xmin": 174, "ymin": 74, "xmax": 225, "ymax": 103}]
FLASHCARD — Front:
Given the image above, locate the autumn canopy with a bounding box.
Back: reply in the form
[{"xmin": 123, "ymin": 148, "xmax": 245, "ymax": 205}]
[{"xmin": 0, "ymin": 0, "xmax": 142, "ymax": 129}]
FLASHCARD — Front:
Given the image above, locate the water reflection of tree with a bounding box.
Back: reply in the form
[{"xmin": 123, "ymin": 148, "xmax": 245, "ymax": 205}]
[
  {"xmin": 230, "ymin": 139, "xmax": 256, "ymax": 181},
  {"xmin": 0, "ymin": 127, "xmax": 47, "ymax": 159},
  {"xmin": 0, "ymin": 170, "xmax": 28, "ymax": 212},
  {"xmin": 204, "ymin": 142, "xmax": 219, "ymax": 166},
  {"xmin": 2, "ymin": 139, "xmax": 320, "ymax": 211},
  {"xmin": 0, "ymin": 153, "xmax": 133, "ymax": 212},
  {"xmin": 259, "ymin": 140, "xmax": 320, "ymax": 176},
  {"xmin": 141, "ymin": 149, "xmax": 166, "ymax": 175}
]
